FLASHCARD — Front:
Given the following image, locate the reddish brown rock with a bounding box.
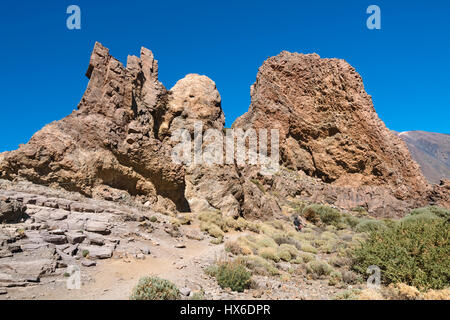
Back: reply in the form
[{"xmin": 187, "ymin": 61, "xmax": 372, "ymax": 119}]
[
  {"xmin": 0, "ymin": 42, "xmax": 188, "ymax": 211},
  {"xmin": 233, "ymin": 51, "xmax": 430, "ymax": 201},
  {"xmin": 0, "ymin": 45, "xmax": 447, "ymax": 219}
]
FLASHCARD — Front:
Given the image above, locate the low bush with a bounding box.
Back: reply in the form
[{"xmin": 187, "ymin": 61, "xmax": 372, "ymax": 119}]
[
  {"xmin": 237, "ymin": 255, "xmax": 280, "ymax": 276},
  {"xmin": 225, "ymin": 241, "xmax": 244, "ymax": 255},
  {"xmin": 352, "ymin": 218, "xmax": 449, "ymax": 290},
  {"xmin": 200, "ymin": 222, "xmax": 224, "ymax": 243},
  {"xmin": 409, "ymin": 206, "xmax": 449, "ymax": 220},
  {"xmin": 296, "ymin": 252, "xmax": 315, "ymax": 263},
  {"xmin": 342, "ymin": 214, "xmax": 360, "ymax": 229},
  {"xmin": 278, "ymin": 243, "xmax": 300, "ymax": 261},
  {"xmin": 214, "ymin": 260, "xmax": 252, "ymax": 292},
  {"xmin": 328, "ymin": 270, "xmax": 342, "ymax": 286},
  {"xmin": 130, "ymin": 276, "xmax": 180, "ymax": 300},
  {"xmin": 299, "ymin": 241, "xmax": 318, "ymax": 254},
  {"xmin": 306, "ymin": 260, "xmax": 334, "ymax": 278},
  {"xmin": 341, "ymin": 270, "xmax": 362, "ymax": 284},
  {"xmin": 302, "ymin": 204, "xmax": 341, "ymax": 226},
  {"xmin": 354, "ymin": 219, "xmax": 386, "ymax": 233},
  {"xmin": 198, "ymin": 210, "xmax": 227, "ymax": 229},
  {"xmin": 273, "ymin": 235, "xmax": 302, "ymax": 250},
  {"xmin": 258, "ymin": 247, "xmax": 280, "ymax": 262},
  {"xmin": 333, "ymin": 289, "xmax": 361, "ymax": 300}
]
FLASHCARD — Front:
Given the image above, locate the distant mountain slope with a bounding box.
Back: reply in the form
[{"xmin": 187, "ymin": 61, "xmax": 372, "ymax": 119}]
[{"xmin": 395, "ymin": 131, "xmax": 450, "ymax": 184}]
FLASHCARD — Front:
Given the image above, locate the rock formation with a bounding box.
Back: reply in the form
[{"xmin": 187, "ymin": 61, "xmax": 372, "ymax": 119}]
[
  {"xmin": 0, "ymin": 43, "xmax": 188, "ymax": 211},
  {"xmin": 233, "ymin": 51, "xmax": 429, "ymax": 201},
  {"xmin": 0, "ymin": 43, "xmax": 448, "ymax": 219}
]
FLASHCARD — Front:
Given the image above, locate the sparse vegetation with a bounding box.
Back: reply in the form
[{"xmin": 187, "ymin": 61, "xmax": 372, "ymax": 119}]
[
  {"xmin": 302, "ymin": 204, "xmax": 341, "ymax": 226},
  {"xmin": 237, "ymin": 255, "xmax": 280, "ymax": 276},
  {"xmin": 352, "ymin": 216, "xmax": 449, "ymax": 290},
  {"xmin": 130, "ymin": 276, "xmax": 180, "ymax": 300},
  {"xmin": 207, "ymin": 260, "xmax": 252, "ymax": 292},
  {"xmin": 354, "ymin": 219, "xmax": 386, "ymax": 233},
  {"xmin": 306, "ymin": 260, "xmax": 334, "ymax": 279},
  {"xmin": 221, "ymin": 203, "xmax": 449, "ymax": 298}
]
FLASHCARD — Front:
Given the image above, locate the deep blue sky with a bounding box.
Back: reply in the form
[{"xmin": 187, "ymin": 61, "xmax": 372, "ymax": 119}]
[{"xmin": 0, "ymin": 0, "xmax": 449, "ymax": 152}]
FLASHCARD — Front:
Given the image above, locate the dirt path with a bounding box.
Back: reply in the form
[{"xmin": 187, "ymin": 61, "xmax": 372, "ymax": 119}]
[{"xmin": 4, "ymin": 227, "xmax": 244, "ymax": 300}]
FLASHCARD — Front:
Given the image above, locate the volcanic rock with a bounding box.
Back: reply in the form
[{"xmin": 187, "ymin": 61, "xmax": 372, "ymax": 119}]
[
  {"xmin": 0, "ymin": 43, "xmax": 188, "ymax": 211},
  {"xmin": 233, "ymin": 51, "xmax": 430, "ymax": 201}
]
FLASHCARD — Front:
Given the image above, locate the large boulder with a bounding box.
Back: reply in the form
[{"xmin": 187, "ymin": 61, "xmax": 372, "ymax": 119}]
[{"xmin": 233, "ymin": 51, "xmax": 430, "ymax": 201}]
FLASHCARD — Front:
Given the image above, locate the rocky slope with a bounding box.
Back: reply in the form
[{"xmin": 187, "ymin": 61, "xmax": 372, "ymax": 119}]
[
  {"xmin": 395, "ymin": 131, "xmax": 450, "ymax": 184},
  {"xmin": 0, "ymin": 43, "xmax": 448, "ymax": 220}
]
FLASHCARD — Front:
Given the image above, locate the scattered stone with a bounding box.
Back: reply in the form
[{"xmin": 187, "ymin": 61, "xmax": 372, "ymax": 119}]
[
  {"xmin": 86, "ymin": 233, "xmax": 105, "ymax": 246},
  {"xmin": 139, "ymin": 246, "xmax": 151, "ymax": 255},
  {"xmin": 185, "ymin": 230, "xmax": 205, "ymax": 241},
  {"xmin": 49, "ymin": 210, "xmax": 68, "ymax": 221},
  {"xmin": 42, "ymin": 233, "xmax": 67, "ymax": 245},
  {"xmin": 180, "ymin": 287, "xmax": 191, "ymax": 296},
  {"xmin": 49, "ymin": 229, "xmax": 66, "ymax": 235},
  {"xmin": 65, "ymin": 232, "xmax": 86, "ymax": 244},
  {"xmin": 0, "ymin": 200, "xmax": 27, "ymax": 223},
  {"xmin": 85, "ymin": 221, "xmax": 110, "ymax": 235},
  {"xmin": 174, "ymin": 243, "xmax": 186, "ymax": 249},
  {"xmin": 7, "ymin": 244, "xmax": 22, "ymax": 253},
  {"xmin": 78, "ymin": 245, "xmax": 113, "ymax": 259},
  {"xmin": 21, "ymin": 243, "xmax": 48, "ymax": 251},
  {"xmin": 63, "ymin": 244, "xmax": 78, "ymax": 256},
  {"xmin": 81, "ymin": 259, "xmax": 96, "ymax": 267}
]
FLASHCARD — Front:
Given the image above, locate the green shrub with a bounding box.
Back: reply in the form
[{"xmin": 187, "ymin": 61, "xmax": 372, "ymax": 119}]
[
  {"xmin": 198, "ymin": 210, "xmax": 225, "ymax": 229},
  {"xmin": 410, "ymin": 206, "xmax": 449, "ymax": 219},
  {"xmin": 302, "ymin": 204, "xmax": 341, "ymax": 226},
  {"xmin": 400, "ymin": 213, "xmax": 441, "ymax": 225},
  {"xmin": 279, "ymin": 244, "xmax": 300, "ymax": 259},
  {"xmin": 334, "ymin": 289, "xmax": 361, "ymax": 300},
  {"xmin": 130, "ymin": 277, "xmax": 180, "ymax": 300},
  {"xmin": 214, "ymin": 260, "xmax": 252, "ymax": 292},
  {"xmin": 258, "ymin": 247, "xmax": 280, "ymax": 262},
  {"xmin": 204, "ymin": 265, "xmax": 219, "ymax": 277},
  {"xmin": 306, "ymin": 260, "xmax": 334, "ymax": 278},
  {"xmin": 342, "ymin": 214, "xmax": 360, "ymax": 229},
  {"xmin": 190, "ymin": 291, "xmax": 205, "ymax": 300},
  {"xmin": 200, "ymin": 222, "xmax": 224, "ymax": 243},
  {"xmin": 273, "ymin": 235, "xmax": 302, "ymax": 250},
  {"xmin": 329, "ymin": 270, "xmax": 343, "ymax": 286},
  {"xmin": 355, "ymin": 219, "xmax": 386, "ymax": 233},
  {"xmin": 298, "ymin": 252, "xmax": 315, "ymax": 263},
  {"xmin": 237, "ymin": 255, "xmax": 280, "ymax": 276},
  {"xmin": 352, "ymin": 218, "xmax": 449, "ymax": 290},
  {"xmin": 299, "ymin": 242, "xmax": 318, "ymax": 254}
]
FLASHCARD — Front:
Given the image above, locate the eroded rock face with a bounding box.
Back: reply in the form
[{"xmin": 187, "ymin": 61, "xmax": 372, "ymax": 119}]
[
  {"xmin": 0, "ymin": 45, "xmax": 447, "ymax": 219},
  {"xmin": 0, "ymin": 43, "xmax": 188, "ymax": 211},
  {"xmin": 159, "ymin": 74, "xmax": 225, "ymax": 141},
  {"xmin": 233, "ymin": 52, "xmax": 430, "ymax": 201}
]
